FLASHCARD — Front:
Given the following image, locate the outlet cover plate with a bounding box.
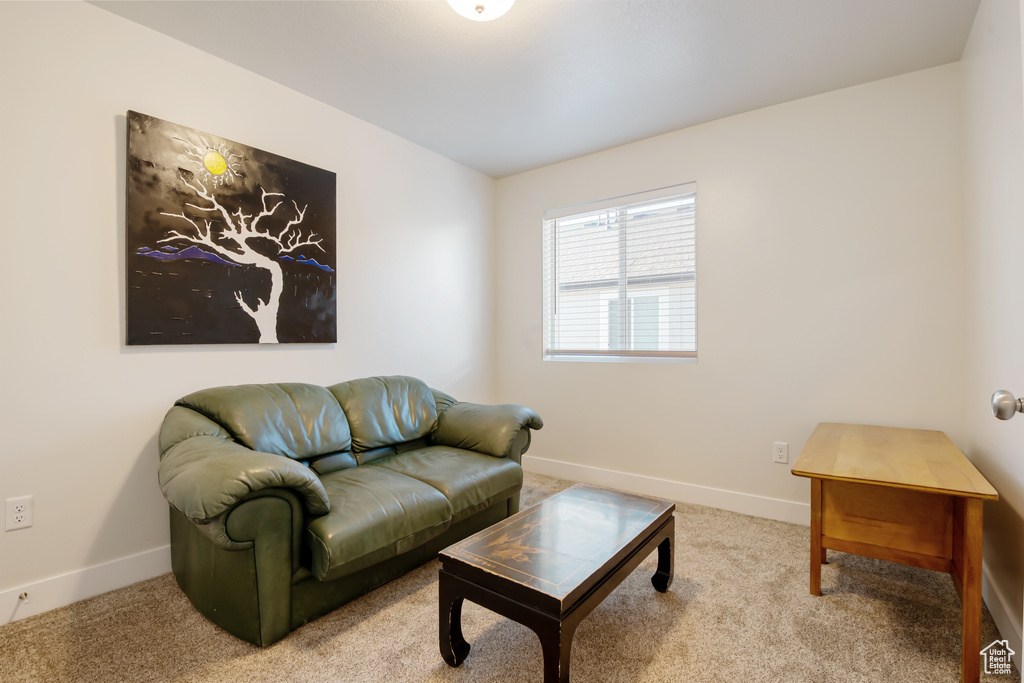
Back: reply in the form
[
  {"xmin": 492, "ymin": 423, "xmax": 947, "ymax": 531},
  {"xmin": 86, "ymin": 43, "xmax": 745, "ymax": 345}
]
[{"xmin": 5, "ymin": 496, "xmax": 33, "ymax": 531}]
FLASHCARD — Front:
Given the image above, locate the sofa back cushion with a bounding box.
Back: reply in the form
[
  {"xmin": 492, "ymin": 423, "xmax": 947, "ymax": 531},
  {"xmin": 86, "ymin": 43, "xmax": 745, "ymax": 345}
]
[
  {"xmin": 176, "ymin": 383, "xmax": 352, "ymax": 460},
  {"xmin": 328, "ymin": 376, "xmax": 437, "ymax": 457}
]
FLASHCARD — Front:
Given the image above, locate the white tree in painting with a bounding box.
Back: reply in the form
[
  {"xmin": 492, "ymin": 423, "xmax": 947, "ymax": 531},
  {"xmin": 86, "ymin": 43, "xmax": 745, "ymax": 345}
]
[{"xmin": 159, "ymin": 139, "xmax": 325, "ymax": 343}]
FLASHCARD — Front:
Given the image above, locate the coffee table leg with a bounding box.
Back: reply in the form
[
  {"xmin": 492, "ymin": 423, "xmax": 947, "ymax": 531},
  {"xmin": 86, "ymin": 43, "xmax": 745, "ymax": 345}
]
[
  {"xmin": 536, "ymin": 618, "xmax": 576, "ymax": 683},
  {"xmin": 438, "ymin": 571, "xmax": 471, "ymax": 667},
  {"xmin": 652, "ymin": 515, "xmax": 674, "ymax": 592}
]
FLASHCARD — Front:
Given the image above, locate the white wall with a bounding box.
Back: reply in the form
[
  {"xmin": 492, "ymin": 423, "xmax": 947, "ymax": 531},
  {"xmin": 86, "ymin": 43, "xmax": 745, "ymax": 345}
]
[
  {"xmin": 495, "ymin": 65, "xmax": 966, "ymax": 519},
  {"xmin": 0, "ymin": 1, "xmax": 495, "ymax": 619},
  {"xmin": 962, "ymin": 0, "xmax": 1024, "ymax": 659},
  {"xmin": 5, "ymin": 1, "xmax": 1018, "ymax": 654}
]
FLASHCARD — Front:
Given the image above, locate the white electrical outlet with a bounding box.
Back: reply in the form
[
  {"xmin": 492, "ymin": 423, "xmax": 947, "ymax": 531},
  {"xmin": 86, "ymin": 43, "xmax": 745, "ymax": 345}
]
[
  {"xmin": 5, "ymin": 496, "xmax": 33, "ymax": 531},
  {"xmin": 773, "ymin": 442, "xmax": 789, "ymax": 464}
]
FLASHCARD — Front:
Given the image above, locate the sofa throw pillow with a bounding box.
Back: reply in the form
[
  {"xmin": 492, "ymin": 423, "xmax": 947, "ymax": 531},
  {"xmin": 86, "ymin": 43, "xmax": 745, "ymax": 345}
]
[
  {"xmin": 176, "ymin": 383, "xmax": 352, "ymax": 460},
  {"xmin": 328, "ymin": 376, "xmax": 437, "ymax": 452}
]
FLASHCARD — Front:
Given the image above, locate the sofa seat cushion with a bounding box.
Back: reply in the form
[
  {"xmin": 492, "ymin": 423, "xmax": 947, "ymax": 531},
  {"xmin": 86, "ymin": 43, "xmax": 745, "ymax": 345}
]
[
  {"xmin": 371, "ymin": 446, "xmax": 523, "ymax": 523},
  {"xmin": 308, "ymin": 467, "xmax": 452, "ymax": 581}
]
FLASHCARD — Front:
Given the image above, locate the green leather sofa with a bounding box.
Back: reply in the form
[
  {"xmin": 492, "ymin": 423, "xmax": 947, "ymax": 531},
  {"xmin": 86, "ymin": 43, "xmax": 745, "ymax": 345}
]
[{"xmin": 158, "ymin": 375, "xmax": 542, "ymax": 646}]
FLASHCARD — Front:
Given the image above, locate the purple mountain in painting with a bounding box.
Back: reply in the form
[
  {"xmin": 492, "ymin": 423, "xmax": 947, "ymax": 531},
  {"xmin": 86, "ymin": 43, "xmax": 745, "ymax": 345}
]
[
  {"xmin": 280, "ymin": 254, "xmax": 333, "ymax": 272},
  {"xmin": 137, "ymin": 245, "xmax": 239, "ymax": 266},
  {"xmin": 137, "ymin": 245, "xmax": 334, "ymax": 272}
]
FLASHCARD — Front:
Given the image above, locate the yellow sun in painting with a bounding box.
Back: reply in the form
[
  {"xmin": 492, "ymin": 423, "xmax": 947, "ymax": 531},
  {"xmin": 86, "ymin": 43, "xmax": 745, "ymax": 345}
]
[
  {"xmin": 176, "ymin": 135, "xmax": 240, "ymax": 187},
  {"xmin": 203, "ymin": 151, "xmax": 228, "ymax": 175}
]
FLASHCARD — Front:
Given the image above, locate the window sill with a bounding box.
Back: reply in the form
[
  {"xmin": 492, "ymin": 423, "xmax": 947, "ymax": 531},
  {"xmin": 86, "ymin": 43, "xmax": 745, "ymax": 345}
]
[{"xmin": 543, "ymin": 353, "xmax": 696, "ymax": 365}]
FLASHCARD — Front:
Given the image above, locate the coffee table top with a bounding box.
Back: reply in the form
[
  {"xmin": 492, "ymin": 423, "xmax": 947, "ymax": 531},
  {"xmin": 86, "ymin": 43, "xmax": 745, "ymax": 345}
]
[
  {"xmin": 791, "ymin": 422, "xmax": 998, "ymax": 500},
  {"xmin": 439, "ymin": 483, "xmax": 675, "ymax": 614}
]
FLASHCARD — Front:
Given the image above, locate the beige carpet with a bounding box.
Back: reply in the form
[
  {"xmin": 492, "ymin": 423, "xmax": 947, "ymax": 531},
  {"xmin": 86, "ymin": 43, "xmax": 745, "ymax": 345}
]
[{"xmin": 0, "ymin": 473, "xmax": 1019, "ymax": 682}]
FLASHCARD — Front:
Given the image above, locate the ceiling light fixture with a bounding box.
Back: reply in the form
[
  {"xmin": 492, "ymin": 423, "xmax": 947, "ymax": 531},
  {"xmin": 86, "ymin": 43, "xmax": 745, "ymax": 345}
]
[{"xmin": 446, "ymin": 0, "xmax": 515, "ymax": 22}]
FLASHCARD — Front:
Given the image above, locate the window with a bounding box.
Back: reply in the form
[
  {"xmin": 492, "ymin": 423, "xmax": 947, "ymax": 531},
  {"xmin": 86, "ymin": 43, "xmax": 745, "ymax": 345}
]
[{"xmin": 542, "ymin": 183, "xmax": 696, "ymax": 363}]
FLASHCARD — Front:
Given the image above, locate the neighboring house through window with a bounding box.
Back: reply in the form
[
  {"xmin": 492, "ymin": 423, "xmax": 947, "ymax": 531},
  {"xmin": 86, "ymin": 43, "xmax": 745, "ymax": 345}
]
[{"xmin": 542, "ymin": 182, "xmax": 697, "ymax": 363}]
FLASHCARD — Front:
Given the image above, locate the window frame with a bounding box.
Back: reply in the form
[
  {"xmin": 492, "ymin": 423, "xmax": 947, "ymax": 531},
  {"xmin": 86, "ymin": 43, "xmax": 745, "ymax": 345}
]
[{"xmin": 542, "ymin": 182, "xmax": 697, "ymax": 364}]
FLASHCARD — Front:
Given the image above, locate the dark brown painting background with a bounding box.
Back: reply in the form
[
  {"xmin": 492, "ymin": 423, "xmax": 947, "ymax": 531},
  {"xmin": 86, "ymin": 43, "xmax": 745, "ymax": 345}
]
[{"xmin": 125, "ymin": 111, "xmax": 337, "ymax": 345}]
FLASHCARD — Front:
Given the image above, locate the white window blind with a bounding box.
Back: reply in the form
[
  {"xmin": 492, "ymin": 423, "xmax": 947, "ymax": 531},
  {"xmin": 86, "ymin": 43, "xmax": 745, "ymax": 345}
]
[{"xmin": 542, "ymin": 183, "xmax": 696, "ymax": 363}]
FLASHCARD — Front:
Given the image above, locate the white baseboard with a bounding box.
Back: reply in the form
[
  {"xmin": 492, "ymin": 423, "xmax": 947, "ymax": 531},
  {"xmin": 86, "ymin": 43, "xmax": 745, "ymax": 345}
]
[
  {"xmin": 524, "ymin": 455, "xmax": 1024, "ymax": 667},
  {"xmin": 522, "ymin": 454, "xmax": 810, "ymax": 525},
  {"xmin": 982, "ymin": 563, "xmax": 1023, "ymax": 671},
  {"xmin": 2, "ymin": 545, "xmax": 170, "ymax": 624}
]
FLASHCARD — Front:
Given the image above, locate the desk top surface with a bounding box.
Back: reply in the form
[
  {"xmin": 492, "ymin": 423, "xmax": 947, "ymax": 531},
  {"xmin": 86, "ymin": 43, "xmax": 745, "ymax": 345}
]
[{"xmin": 791, "ymin": 422, "xmax": 998, "ymax": 500}]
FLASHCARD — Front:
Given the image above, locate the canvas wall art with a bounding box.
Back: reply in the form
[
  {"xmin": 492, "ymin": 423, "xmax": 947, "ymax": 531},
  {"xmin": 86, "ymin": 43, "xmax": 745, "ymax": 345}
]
[{"xmin": 125, "ymin": 111, "xmax": 337, "ymax": 344}]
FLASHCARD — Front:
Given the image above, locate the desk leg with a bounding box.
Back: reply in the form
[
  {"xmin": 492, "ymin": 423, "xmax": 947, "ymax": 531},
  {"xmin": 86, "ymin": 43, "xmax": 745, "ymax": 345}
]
[
  {"xmin": 957, "ymin": 498, "xmax": 983, "ymax": 683},
  {"xmin": 810, "ymin": 478, "xmax": 823, "ymax": 596}
]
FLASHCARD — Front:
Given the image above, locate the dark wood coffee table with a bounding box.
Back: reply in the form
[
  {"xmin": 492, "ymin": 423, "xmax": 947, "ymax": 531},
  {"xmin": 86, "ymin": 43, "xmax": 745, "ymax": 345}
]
[{"xmin": 438, "ymin": 483, "xmax": 675, "ymax": 682}]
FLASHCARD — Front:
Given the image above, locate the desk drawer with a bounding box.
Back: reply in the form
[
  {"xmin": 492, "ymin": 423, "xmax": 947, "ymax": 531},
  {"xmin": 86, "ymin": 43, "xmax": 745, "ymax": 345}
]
[{"xmin": 821, "ymin": 479, "xmax": 952, "ymax": 563}]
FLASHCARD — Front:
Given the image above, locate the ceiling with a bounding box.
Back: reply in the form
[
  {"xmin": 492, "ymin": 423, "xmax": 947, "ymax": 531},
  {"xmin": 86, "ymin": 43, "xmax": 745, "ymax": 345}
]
[{"xmin": 92, "ymin": 0, "xmax": 981, "ymax": 179}]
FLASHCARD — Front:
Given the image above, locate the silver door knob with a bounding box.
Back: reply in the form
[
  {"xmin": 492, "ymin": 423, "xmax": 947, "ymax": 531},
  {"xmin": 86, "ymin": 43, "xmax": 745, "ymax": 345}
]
[{"xmin": 991, "ymin": 390, "xmax": 1024, "ymax": 420}]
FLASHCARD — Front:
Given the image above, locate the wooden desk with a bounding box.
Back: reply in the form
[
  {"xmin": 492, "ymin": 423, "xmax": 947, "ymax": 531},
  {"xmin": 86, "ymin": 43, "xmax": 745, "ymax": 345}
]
[{"xmin": 791, "ymin": 422, "xmax": 998, "ymax": 683}]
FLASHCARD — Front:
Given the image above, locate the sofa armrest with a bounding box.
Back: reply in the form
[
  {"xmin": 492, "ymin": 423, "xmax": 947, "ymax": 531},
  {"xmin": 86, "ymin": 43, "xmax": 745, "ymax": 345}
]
[
  {"xmin": 432, "ymin": 401, "xmax": 543, "ymax": 459},
  {"xmin": 159, "ymin": 435, "xmax": 330, "ymax": 548}
]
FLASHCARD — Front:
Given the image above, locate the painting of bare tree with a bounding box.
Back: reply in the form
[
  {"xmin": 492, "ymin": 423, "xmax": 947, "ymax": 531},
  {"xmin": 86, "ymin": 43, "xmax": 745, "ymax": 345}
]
[{"xmin": 125, "ymin": 111, "xmax": 337, "ymax": 344}]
